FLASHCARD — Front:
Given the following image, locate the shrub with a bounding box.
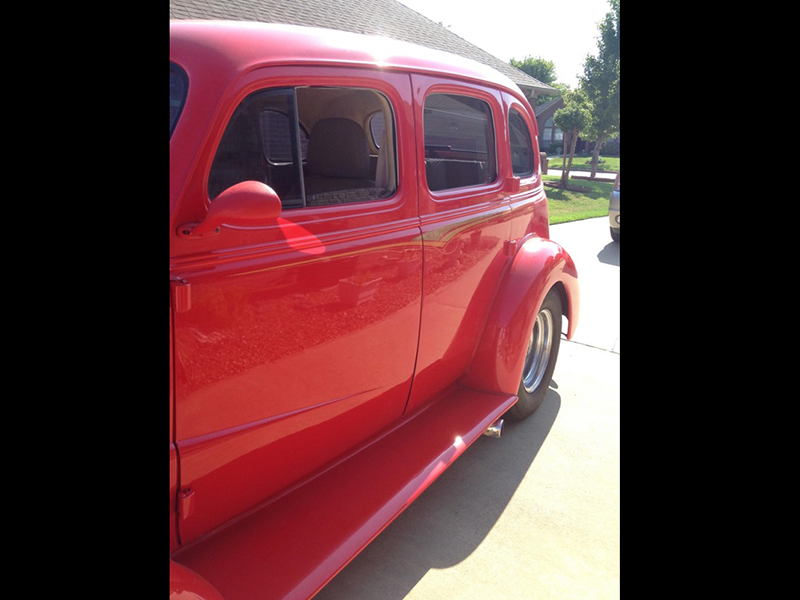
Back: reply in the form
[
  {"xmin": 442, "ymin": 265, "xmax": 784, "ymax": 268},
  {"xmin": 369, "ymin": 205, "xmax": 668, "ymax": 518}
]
[{"xmin": 602, "ymin": 138, "xmax": 620, "ymax": 156}]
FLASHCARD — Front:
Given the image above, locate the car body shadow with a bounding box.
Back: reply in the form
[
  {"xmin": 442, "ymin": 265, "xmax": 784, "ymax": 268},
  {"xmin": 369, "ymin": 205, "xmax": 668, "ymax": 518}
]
[
  {"xmin": 315, "ymin": 388, "xmax": 561, "ymax": 600},
  {"xmin": 597, "ymin": 241, "xmax": 619, "ymax": 266}
]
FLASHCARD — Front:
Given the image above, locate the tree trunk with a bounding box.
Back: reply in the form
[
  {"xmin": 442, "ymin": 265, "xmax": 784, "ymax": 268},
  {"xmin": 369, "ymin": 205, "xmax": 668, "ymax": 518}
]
[
  {"xmin": 590, "ymin": 137, "xmax": 605, "ymax": 178},
  {"xmin": 566, "ymin": 129, "xmax": 579, "ymax": 181},
  {"xmin": 560, "ymin": 133, "xmax": 569, "ymax": 186}
]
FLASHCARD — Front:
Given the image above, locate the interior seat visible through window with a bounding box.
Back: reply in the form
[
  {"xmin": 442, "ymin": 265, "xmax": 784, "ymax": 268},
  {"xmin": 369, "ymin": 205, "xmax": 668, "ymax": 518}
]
[
  {"xmin": 304, "ymin": 118, "xmax": 388, "ymax": 206},
  {"xmin": 208, "ymin": 86, "xmax": 396, "ymax": 208}
]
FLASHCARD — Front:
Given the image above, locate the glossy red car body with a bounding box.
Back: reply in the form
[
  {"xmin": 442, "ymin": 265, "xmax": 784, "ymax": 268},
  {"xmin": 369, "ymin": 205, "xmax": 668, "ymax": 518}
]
[{"xmin": 170, "ymin": 21, "xmax": 578, "ymax": 600}]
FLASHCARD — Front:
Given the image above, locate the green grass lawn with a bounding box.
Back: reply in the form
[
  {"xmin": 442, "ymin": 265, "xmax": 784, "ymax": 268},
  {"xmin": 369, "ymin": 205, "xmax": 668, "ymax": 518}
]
[
  {"xmin": 545, "ymin": 154, "xmax": 620, "ymax": 172},
  {"xmin": 543, "ymin": 175, "xmax": 615, "ymax": 225}
]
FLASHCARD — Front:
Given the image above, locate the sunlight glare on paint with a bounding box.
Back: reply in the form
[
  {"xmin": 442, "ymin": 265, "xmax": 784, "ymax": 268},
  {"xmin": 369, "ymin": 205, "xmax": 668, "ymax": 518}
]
[{"xmin": 277, "ymin": 217, "xmax": 326, "ymax": 255}]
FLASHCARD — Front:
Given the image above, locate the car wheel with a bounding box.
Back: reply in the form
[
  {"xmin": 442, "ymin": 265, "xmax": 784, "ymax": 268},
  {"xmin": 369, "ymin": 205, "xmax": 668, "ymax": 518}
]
[
  {"xmin": 507, "ymin": 289, "xmax": 562, "ymax": 420},
  {"xmin": 610, "ymin": 227, "xmax": 620, "ymax": 242}
]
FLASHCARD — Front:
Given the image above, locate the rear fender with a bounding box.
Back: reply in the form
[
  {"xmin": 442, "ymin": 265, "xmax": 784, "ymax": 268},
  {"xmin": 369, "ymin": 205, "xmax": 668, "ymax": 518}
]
[{"xmin": 461, "ymin": 236, "xmax": 579, "ymax": 395}]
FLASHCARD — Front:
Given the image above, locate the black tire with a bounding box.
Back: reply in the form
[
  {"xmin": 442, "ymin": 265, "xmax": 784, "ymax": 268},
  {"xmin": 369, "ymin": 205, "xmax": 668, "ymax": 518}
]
[
  {"xmin": 610, "ymin": 227, "xmax": 620, "ymax": 242},
  {"xmin": 506, "ymin": 289, "xmax": 562, "ymax": 420}
]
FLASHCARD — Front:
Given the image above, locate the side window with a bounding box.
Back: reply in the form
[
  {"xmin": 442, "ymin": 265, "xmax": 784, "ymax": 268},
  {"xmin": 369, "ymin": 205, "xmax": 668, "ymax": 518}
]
[
  {"xmin": 423, "ymin": 93, "xmax": 497, "ymax": 192},
  {"xmin": 208, "ymin": 88, "xmax": 299, "ymax": 202},
  {"xmin": 260, "ymin": 109, "xmax": 308, "ymax": 163},
  {"xmin": 170, "ymin": 63, "xmax": 188, "ymax": 138},
  {"xmin": 508, "ymin": 109, "xmax": 534, "ymax": 177},
  {"xmin": 368, "ymin": 111, "xmax": 385, "ymax": 149},
  {"xmin": 208, "ymin": 87, "xmax": 396, "ymax": 208}
]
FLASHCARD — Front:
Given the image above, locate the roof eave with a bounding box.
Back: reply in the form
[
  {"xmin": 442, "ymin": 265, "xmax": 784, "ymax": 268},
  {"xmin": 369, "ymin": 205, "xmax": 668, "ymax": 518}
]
[{"xmin": 517, "ymin": 82, "xmax": 558, "ymax": 99}]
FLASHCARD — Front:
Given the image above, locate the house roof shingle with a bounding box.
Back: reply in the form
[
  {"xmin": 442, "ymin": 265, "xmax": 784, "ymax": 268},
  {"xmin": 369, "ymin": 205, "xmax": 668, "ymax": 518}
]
[
  {"xmin": 534, "ymin": 95, "xmax": 564, "ymax": 118},
  {"xmin": 169, "ymin": 0, "xmax": 556, "ymax": 98}
]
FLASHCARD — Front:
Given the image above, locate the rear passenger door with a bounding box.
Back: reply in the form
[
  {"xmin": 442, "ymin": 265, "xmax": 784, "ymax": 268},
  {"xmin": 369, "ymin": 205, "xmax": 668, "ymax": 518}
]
[
  {"xmin": 170, "ymin": 66, "xmax": 422, "ymax": 545},
  {"xmin": 405, "ymin": 74, "xmax": 513, "ymax": 412}
]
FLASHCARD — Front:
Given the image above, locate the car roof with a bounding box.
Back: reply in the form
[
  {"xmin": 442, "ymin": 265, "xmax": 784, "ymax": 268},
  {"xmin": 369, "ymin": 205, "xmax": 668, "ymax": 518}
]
[{"xmin": 170, "ymin": 20, "xmax": 522, "ymax": 98}]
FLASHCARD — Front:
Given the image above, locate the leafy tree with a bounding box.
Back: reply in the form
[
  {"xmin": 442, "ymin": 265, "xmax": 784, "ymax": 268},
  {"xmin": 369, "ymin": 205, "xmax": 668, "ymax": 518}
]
[
  {"xmin": 509, "ymin": 56, "xmax": 557, "ymax": 86},
  {"xmin": 581, "ymin": 0, "xmax": 620, "ymax": 177},
  {"xmin": 509, "ymin": 56, "xmax": 560, "ymax": 106},
  {"xmin": 549, "ymin": 82, "xmax": 571, "ymax": 98},
  {"xmin": 554, "ymin": 91, "xmax": 591, "ymax": 187}
]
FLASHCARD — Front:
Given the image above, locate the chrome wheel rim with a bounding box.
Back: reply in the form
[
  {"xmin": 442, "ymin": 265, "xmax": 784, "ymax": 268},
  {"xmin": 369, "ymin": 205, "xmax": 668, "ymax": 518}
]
[{"xmin": 522, "ymin": 308, "xmax": 554, "ymax": 393}]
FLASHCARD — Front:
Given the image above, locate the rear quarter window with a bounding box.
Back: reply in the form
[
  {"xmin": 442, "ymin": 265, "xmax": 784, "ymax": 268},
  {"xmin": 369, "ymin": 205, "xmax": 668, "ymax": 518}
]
[{"xmin": 508, "ymin": 108, "xmax": 534, "ymax": 177}]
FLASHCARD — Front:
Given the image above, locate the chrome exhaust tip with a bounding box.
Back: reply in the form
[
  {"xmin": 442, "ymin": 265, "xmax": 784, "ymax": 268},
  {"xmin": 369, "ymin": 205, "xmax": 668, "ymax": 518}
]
[{"xmin": 483, "ymin": 418, "xmax": 504, "ymax": 438}]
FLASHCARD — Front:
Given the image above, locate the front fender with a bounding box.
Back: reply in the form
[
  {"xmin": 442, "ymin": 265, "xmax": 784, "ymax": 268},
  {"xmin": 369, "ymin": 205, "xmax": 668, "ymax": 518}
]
[
  {"xmin": 170, "ymin": 561, "xmax": 225, "ymax": 600},
  {"xmin": 461, "ymin": 237, "xmax": 579, "ymax": 395}
]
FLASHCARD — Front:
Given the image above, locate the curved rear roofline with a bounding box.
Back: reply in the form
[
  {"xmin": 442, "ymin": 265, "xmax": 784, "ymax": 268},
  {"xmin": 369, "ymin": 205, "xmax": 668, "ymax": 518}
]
[{"xmin": 170, "ymin": 20, "xmax": 524, "ymax": 98}]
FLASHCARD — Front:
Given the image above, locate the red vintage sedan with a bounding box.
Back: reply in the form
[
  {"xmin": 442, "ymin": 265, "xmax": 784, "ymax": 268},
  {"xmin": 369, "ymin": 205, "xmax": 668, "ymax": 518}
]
[{"xmin": 170, "ymin": 20, "xmax": 579, "ymax": 600}]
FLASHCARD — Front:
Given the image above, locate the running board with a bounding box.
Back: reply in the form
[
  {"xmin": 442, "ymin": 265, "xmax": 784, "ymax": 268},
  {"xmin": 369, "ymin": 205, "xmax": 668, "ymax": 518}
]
[{"xmin": 171, "ymin": 387, "xmax": 518, "ymax": 600}]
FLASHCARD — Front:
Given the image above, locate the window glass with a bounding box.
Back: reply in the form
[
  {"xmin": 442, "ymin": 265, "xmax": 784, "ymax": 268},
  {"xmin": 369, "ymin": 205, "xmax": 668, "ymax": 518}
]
[
  {"xmin": 544, "ymin": 118, "xmax": 563, "ymax": 141},
  {"xmin": 368, "ymin": 112, "xmax": 386, "ymax": 148},
  {"xmin": 423, "ymin": 93, "xmax": 496, "ymax": 191},
  {"xmin": 208, "ymin": 87, "xmax": 396, "ymax": 208},
  {"xmin": 208, "ymin": 88, "xmax": 300, "ymax": 202},
  {"xmin": 508, "ymin": 109, "xmax": 534, "ymax": 176},
  {"xmin": 260, "ymin": 110, "xmax": 308, "ymax": 163},
  {"xmin": 170, "ymin": 63, "xmax": 188, "ymax": 138}
]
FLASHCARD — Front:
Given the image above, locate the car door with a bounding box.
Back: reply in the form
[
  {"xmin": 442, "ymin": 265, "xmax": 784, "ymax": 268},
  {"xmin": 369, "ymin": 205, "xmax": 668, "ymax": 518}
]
[
  {"xmin": 404, "ymin": 74, "xmax": 514, "ymax": 412},
  {"xmin": 170, "ymin": 66, "xmax": 422, "ymax": 545}
]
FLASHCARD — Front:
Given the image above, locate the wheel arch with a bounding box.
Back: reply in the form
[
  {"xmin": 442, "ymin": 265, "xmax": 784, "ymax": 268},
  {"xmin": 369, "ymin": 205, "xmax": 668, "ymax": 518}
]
[
  {"xmin": 549, "ymin": 279, "xmax": 578, "ymax": 341},
  {"xmin": 170, "ymin": 561, "xmax": 225, "ymax": 600},
  {"xmin": 460, "ymin": 237, "xmax": 579, "ymax": 396}
]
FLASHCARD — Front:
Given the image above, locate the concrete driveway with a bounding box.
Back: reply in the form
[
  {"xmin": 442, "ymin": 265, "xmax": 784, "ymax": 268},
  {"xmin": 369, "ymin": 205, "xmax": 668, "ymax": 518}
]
[
  {"xmin": 551, "ymin": 216, "xmax": 620, "ymax": 354},
  {"xmin": 316, "ymin": 217, "xmax": 620, "ymax": 600}
]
